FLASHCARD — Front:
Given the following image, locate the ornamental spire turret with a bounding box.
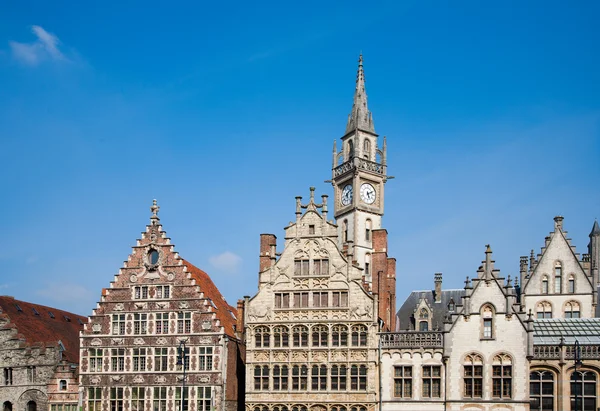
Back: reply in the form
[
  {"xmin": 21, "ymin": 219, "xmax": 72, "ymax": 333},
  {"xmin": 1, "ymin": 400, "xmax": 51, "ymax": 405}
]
[{"xmin": 346, "ymin": 54, "xmax": 375, "ymax": 134}]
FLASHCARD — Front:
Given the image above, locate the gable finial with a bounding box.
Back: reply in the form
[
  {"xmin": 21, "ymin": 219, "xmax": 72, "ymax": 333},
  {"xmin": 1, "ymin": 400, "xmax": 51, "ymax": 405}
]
[{"xmin": 150, "ymin": 199, "xmax": 160, "ymax": 222}]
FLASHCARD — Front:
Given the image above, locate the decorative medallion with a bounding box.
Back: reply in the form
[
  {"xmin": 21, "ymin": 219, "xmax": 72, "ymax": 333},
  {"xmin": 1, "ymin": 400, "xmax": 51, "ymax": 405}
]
[
  {"xmin": 90, "ymin": 376, "xmax": 101, "ymax": 385},
  {"xmin": 113, "ymin": 303, "xmax": 125, "ymax": 312},
  {"xmin": 255, "ymin": 352, "xmax": 269, "ymax": 362},
  {"xmin": 202, "ymin": 321, "xmax": 212, "ymax": 331},
  {"xmin": 133, "ymin": 338, "xmax": 145, "ymax": 345},
  {"xmin": 111, "ymin": 338, "xmax": 124, "ymax": 345},
  {"xmin": 156, "ymin": 337, "xmax": 168, "ymax": 346},
  {"xmin": 156, "ymin": 302, "xmax": 168, "ymax": 309},
  {"xmin": 133, "ymin": 375, "xmax": 144, "ymax": 384},
  {"xmin": 129, "ymin": 274, "xmax": 138, "ymax": 283},
  {"xmin": 198, "ymin": 375, "xmax": 210, "ymax": 384},
  {"xmin": 179, "ymin": 301, "xmax": 190, "ymax": 310},
  {"xmin": 90, "ymin": 338, "xmax": 102, "ymax": 346},
  {"xmin": 91, "ymin": 324, "xmax": 102, "ymax": 333},
  {"xmin": 198, "ymin": 337, "xmax": 212, "ymax": 344},
  {"xmin": 134, "ymin": 302, "xmax": 147, "ymax": 310},
  {"xmin": 155, "ymin": 376, "xmax": 167, "ymax": 384},
  {"xmin": 167, "ymin": 272, "xmax": 175, "ymax": 281},
  {"xmin": 110, "ymin": 375, "xmax": 122, "ymax": 382}
]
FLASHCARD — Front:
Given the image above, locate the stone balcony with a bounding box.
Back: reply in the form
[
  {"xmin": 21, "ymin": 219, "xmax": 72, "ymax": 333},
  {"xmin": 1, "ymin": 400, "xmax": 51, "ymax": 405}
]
[{"xmin": 380, "ymin": 332, "xmax": 443, "ymax": 349}]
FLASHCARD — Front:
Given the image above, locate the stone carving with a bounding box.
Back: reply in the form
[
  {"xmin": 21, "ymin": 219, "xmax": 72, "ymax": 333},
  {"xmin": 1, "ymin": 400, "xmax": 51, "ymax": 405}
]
[
  {"xmin": 292, "ymin": 352, "xmax": 308, "ymax": 362},
  {"xmin": 167, "ymin": 272, "xmax": 175, "ymax": 281},
  {"xmin": 155, "ymin": 376, "xmax": 167, "ymax": 384},
  {"xmin": 156, "ymin": 337, "xmax": 168, "ymax": 346},
  {"xmin": 202, "ymin": 321, "xmax": 212, "ymax": 330},
  {"xmin": 198, "ymin": 337, "xmax": 213, "ymax": 344},
  {"xmin": 133, "ymin": 375, "xmax": 144, "ymax": 383},
  {"xmin": 274, "ymin": 351, "xmax": 288, "ymax": 361},
  {"xmin": 111, "ymin": 338, "xmax": 124, "ymax": 345},
  {"xmin": 91, "ymin": 323, "xmax": 101, "ymax": 333},
  {"xmin": 274, "ymin": 311, "xmax": 290, "ymax": 321},
  {"xmin": 110, "ymin": 375, "xmax": 122, "ymax": 382},
  {"xmin": 129, "ymin": 274, "xmax": 138, "ymax": 283},
  {"xmin": 247, "ymin": 305, "xmax": 271, "ymax": 322},
  {"xmin": 198, "ymin": 375, "xmax": 210, "ymax": 384},
  {"xmin": 156, "ymin": 302, "xmax": 169, "ymax": 309},
  {"xmin": 133, "ymin": 338, "xmax": 145, "ymax": 345},
  {"xmin": 312, "ymin": 351, "xmax": 327, "ymax": 362},
  {"xmin": 294, "ymin": 278, "xmax": 310, "ymax": 289},
  {"xmin": 179, "ymin": 301, "xmax": 190, "ymax": 309},
  {"xmin": 134, "ymin": 302, "xmax": 147, "ymax": 310},
  {"xmin": 333, "ymin": 350, "xmax": 347, "ymax": 361},
  {"xmin": 312, "ymin": 278, "xmax": 329, "ymax": 288},
  {"xmin": 350, "ymin": 304, "xmax": 372, "ymax": 319},
  {"xmin": 313, "ymin": 312, "xmax": 328, "ymax": 320},
  {"xmin": 255, "ymin": 352, "xmax": 269, "ymax": 362},
  {"xmin": 90, "ymin": 338, "xmax": 102, "ymax": 346},
  {"xmin": 351, "ymin": 350, "xmax": 367, "ymax": 360},
  {"xmin": 90, "ymin": 376, "xmax": 101, "ymax": 385},
  {"xmin": 113, "ymin": 303, "xmax": 125, "ymax": 311},
  {"xmin": 292, "ymin": 311, "xmax": 310, "ymax": 320},
  {"xmin": 330, "ymin": 310, "xmax": 349, "ymax": 320}
]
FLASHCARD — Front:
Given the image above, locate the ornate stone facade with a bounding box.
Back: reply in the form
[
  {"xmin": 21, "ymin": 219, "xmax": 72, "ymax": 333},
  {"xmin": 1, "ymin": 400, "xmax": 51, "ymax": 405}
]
[{"xmin": 79, "ymin": 201, "xmax": 244, "ymax": 411}]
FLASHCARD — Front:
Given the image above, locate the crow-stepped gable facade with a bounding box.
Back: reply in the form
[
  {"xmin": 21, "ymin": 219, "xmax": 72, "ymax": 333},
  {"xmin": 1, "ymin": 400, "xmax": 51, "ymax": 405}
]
[
  {"xmin": 242, "ymin": 56, "xmax": 397, "ymax": 411},
  {"xmin": 79, "ymin": 201, "xmax": 244, "ymax": 411}
]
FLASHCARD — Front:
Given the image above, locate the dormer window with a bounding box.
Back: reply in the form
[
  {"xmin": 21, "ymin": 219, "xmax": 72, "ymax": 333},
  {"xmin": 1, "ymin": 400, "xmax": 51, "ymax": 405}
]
[
  {"xmin": 418, "ymin": 308, "xmax": 429, "ymax": 331},
  {"xmin": 448, "ymin": 299, "xmax": 455, "ymax": 312}
]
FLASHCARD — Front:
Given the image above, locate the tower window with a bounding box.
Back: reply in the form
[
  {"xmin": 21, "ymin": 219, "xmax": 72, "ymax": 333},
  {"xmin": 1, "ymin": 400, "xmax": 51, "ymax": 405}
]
[
  {"xmin": 365, "ymin": 219, "xmax": 372, "ymax": 241},
  {"xmin": 348, "ymin": 140, "xmax": 354, "ymax": 159},
  {"xmin": 309, "ymin": 225, "xmax": 315, "ymax": 234},
  {"xmin": 363, "ymin": 139, "xmax": 371, "ymax": 160},
  {"xmin": 343, "ymin": 220, "xmax": 348, "ymax": 243}
]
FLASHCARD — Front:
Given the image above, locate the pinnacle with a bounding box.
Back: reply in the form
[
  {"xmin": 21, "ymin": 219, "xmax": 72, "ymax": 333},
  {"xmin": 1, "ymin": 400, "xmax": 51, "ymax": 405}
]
[
  {"xmin": 346, "ymin": 54, "xmax": 375, "ymax": 134},
  {"xmin": 150, "ymin": 199, "xmax": 160, "ymax": 221},
  {"xmin": 591, "ymin": 219, "xmax": 600, "ymax": 236}
]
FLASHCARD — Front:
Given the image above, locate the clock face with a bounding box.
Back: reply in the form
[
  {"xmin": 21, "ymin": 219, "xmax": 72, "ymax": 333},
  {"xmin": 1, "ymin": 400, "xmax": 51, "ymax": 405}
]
[
  {"xmin": 341, "ymin": 184, "xmax": 353, "ymax": 206},
  {"xmin": 360, "ymin": 183, "xmax": 376, "ymax": 204}
]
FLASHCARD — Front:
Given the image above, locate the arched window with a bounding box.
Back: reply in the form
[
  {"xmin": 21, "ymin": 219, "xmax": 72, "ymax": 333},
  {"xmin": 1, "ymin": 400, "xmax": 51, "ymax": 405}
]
[
  {"xmin": 273, "ymin": 406, "xmax": 288, "ymax": 411},
  {"xmin": 254, "ymin": 326, "xmax": 270, "ymax": 348},
  {"xmin": 565, "ymin": 301, "xmax": 580, "ymax": 318},
  {"xmin": 350, "ymin": 365, "xmax": 368, "ymax": 390},
  {"xmin": 541, "ymin": 276, "xmax": 549, "ymax": 294},
  {"xmin": 292, "ymin": 325, "xmax": 308, "ymax": 347},
  {"xmin": 363, "ymin": 139, "xmax": 371, "ymax": 160},
  {"xmin": 530, "ymin": 370, "xmax": 554, "ymax": 411},
  {"xmin": 311, "ymin": 364, "xmax": 327, "ymax": 390},
  {"xmin": 291, "ymin": 365, "xmax": 308, "ymax": 390},
  {"xmin": 292, "ymin": 407, "xmax": 307, "ymax": 411},
  {"xmin": 273, "ymin": 326, "xmax": 289, "ymax": 347},
  {"xmin": 448, "ymin": 299, "xmax": 456, "ymax": 312},
  {"xmin": 26, "ymin": 402, "xmax": 36, "ymax": 411},
  {"xmin": 365, "ymin": 253, "xmax": 371, "ymax": 277},
  {"xmin": 463, "ymin": 354, "xmax": 483, "ymax": 398},
  {"xmin": 419, "ymin": 308, "xmax": 429, "ymax": 331},
  {"xmin": 482, "ymin": 305, "xmax": 494, "ymax": 339},
  {"xmin": 492, "ymin": 354, "xmax": 512, "ymax": 399},
  {"xmin": 331, "ymin": 406, "xmax": 347, "ymax": 411},
  {"xmin": 273, "ymin": 365, "xmax": 289, "ymax": 390},
  {"xmin": 59, "ymin": 379, "xmax": 67, "ymax": 390},
  {"xmin": 343, "ymin": 220, "xmax": 348, "ymax": 243},
  {"xmin": 311, "ymin": 325, "xmax": 328, "ymax": 347},
  {"xmin": 554, "ymin": 263, "xmax": 562, "ymax": 293},
  {"xmin": 3, "ymin": 402, "xmax": 12, "ymax": 411},
  {"xmin": 570, "ymin": 371, "xmax": 597, "ymax": 411},
  {"xmin": 332, "ymin": 325, "xmax": 348, "ymax": 347},
  {"xmin": 348, "ymin": 140, "xmax": 354, "ymax": 159},
  {"xmin": 254, "ymin": 366, "xmax": 269, "ymax": 390},
  {"xmin": 568, "ymin": 275, "xmax": 575, "ymax": 293},
  {"xmin": 365, "ymin": 219, "xmax": 372, "ymax": 241},
  {"xmin": 331, "ymin": 365, "xmax": 348, "ymax": 390},
  {"xmin": 536, "ymin": 302, "xmax": 552, "ymax": 319},
  {"xmin": 351, "ymin": 325, "xmax": 368, "ymax": 346}
]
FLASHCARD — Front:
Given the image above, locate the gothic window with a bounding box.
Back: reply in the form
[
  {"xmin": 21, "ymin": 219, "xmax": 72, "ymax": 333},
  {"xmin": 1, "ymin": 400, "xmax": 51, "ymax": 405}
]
[
  {"xmin": 422, "ymin": 365, "xmax": 441, "ymax": 398},
  {"xmin": 554, "ymin": 263, "xmax": 562, "ymax": 293},
  {"xmin": 351, "ymin": 325, "xmax": 368, "ymax": 346},
  {"xmin": 198, "ymin": 347, "xmax": 213, "ymax": 370},
  {"xmin": 332, "ymin": 291, "xmax": 348, "ymax": 307},
  {"xmin": 59, "ymin": 380, "xmax": 67, "ymax": 390},
  {"xmin": 292, "ymin": 407, "xmax": 307, "ymax": 411},
  {"xmin": 110, "ymin": 387, "xmax": 124, "ymax": 411},
  {"xmin": 568, "ymin": 275, "xmax": 575, "ymax": 293},
  {"xmin": 530, "ymin": 371, "xmax": 554, "ymax": 411},
  {"xmin": 255, "ymin": 326, "xmax": 270, "ymax": 348},
  {"xmin": 131, "ymin": 387, "xmax": 145, "ymax": 411},
  {"xmin": 254, "ymin": 365, "xmax": 270, "ymax": 390},
  {"xmin": 132, "ymin": 348, "xmax": 146, "ymax": 372},
  {"xmin": 313, "ymin": 259, "xmax": 329, "ymax": 275},
  {"xmin": 537, "ymin": 301, "xmax": 553, "ymax": 319},
  {"xmin": 350, "ymin": 407, "xmax": 366, "ymax": 411},
  {"xmin": 111, "ymin": 348, "xmax": 125, "ymax": 372},
  {"xmin": 332, "ymin": 325, "xmax": 349, "ymax": 347},
  {"xmin": 492, "ymin": 355, "xmax": 512, "ymax": 399},
  {"xmin": 273, "ymin": 365, "xmax": 289, "ymax": 390},
  {"xmin": 134, "ymin": 286, "xmax": 148, "ymax": 299},
  {"xmin": 542, "ymin": 276, "xmax": 549, "ymax": 294},
  {"xmin": 294, "ymin": 259, "xmax": 310, "ymax": 276},
  {"xmin": 197, "ymin": 387, "xmax": 212, "ymax": 411},
  {"xmin": 394, "ymin": 366, "xmax": 412, "ymax": 398},
  {"xmin": 365, "ymin": 253, "xmax": 371, "ymax": 277},
  {"xmin": 273, "ymin": 406, "xmax": 289, "ymax": 411},
  {"xmin": 313, "ymin": 292, "xmax": 328, "ymax": 308},
  {"xmin": 565, "ymin": 301, "xmax": 581, "ymax": 318},
  {"xmin": 463, "ymin": 354, "xmax": 483, "ymax": 398},
  {"xmin": 155, "ymin": 313, "xmax": 169, "ymax": 334},
  {"xmin": 133, "ymin": 313, "xmax": 147, "ymax": 335},
  {"xmin": 350, "ymin": 364, "xmax": 367, "ymax": 390},
  {"xmin": 88, "ymin": 388, "xmax": 102, "ymax": 411},
  {"xmin": 331, "ymin": 365, "xmax": 348, "ymax": 390},
  {"xmin": 273, "ymin": 326, "xmax": 290, "ymax": 347},
  {"xmin": 348, "ymin": 140, "xmax": 354, "ymax": 159},
  {"xmin": 294, "ymin": 292, "xmax": 309, "ymax": 308},
  {"xmin": 311, "ymin": 364, "xmax": 327, "ymax": 390},
  {"xmin": 275, "ymin": 293, "xmax": 290, "ymax": 309},
  {"xmin": 177, "ymin": 312, "xmax": 192, "ymax": 333},
  {"xmin": 111, "ymin": 314, "xmax": 125, "ymax": 335},
  {"xmin": 331, "ymin": 406, "xmax": 347, "ymax": 411},
  {"xmin": 312, "ymin": 325, "xmax": 328, "ymax": 347},
  {"xmin": 482, "ymin": 305, "xmax": 494, "ymax": 339},
  {"xmin": 175, "ymin": 387, "xmax": 189, "ymax": 411},
  {"xmin": 363, "ymin": 139, "xmax": 371, "ymax": 160},
  {"xmin": 155, "ymin": 285, "xmax": 170, "ymax": 299},
  {"xmin": 365, "ymin": 219, "xmax": 372, "ymax": 241},
  {"xmin": 570, "ymin": 371, "xmax": 597, "ymax": 411},
  {"xmin": 154, "ymin": 347, "xmax": 168, "ymax": 372},
  {"xmin": 153, "ymin": 387, "xmax": 167, "ymax": 411},
  {"xmin": 292, "ymin": 325, "xmax": 308, "ymax": 347},
  {"xmin": 419, "ymin": 321, "xmax": 429, "ymax": 331},
  {"xmin": 292, "ymin": 365, "xmax": 308, "ymax": 390},
  {"xmin": 418, "ymin": 308, "xmax": 429, "ymax": 331},
  {"xmin": 448, "ymin": 299, "xmax": 456, "ymax": 312}
]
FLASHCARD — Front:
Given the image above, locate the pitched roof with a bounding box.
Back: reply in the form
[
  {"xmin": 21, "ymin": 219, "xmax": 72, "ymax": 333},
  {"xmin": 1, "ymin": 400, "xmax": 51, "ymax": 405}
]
[
  {"xmin": 396, "ymin": 289, "xmax": 465, "ymax": 331},
  {"xmin": 183, "ymin": 259, "xmax": 238, "ymax": 338},
  {"xmin": 534, "ymin": 318, "xmax": 600, "ymax": 345},
  {"xmin": 0, "ymin": 296, "xmax": 85, "ymax": 363}
]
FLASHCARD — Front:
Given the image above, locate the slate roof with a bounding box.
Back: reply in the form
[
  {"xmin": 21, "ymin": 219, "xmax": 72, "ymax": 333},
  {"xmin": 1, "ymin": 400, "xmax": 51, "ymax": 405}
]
[
  {"xmin": 396, "ymin": 289, "xmax": 465, "ymax": 331},
  {"xmin": 183, "ymin": 259, "xmax": 238, "ymax": 338},
  {"xmin": 533, "ymin": 318, "xmax": 600, "ymax": 345},
  {"xmin": 0, "ymin": 296, "xmax": 85, "ymax": 363}
]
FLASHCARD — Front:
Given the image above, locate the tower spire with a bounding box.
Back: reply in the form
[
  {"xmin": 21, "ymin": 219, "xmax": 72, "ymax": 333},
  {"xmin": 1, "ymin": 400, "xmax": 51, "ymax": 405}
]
[{"xmin": 346, "ymin": 54, "xmax": 375, "ymax": 134}]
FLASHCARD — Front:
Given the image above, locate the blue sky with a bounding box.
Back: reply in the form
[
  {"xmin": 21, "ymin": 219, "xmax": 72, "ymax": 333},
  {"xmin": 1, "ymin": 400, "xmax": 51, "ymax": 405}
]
[{"xmin": 0, "ymin": 1, "xmax": 598, "ymax": 316}]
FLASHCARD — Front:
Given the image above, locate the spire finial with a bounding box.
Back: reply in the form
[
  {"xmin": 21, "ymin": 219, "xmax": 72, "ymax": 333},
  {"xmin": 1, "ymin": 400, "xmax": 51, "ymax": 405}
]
[
  {"xmin": 150, "ymin": 199, "xmax": 160, "ymax": 221},
  {"xmin": 346, "ymin": 54, "xmax": 374, "ymax": 134}
]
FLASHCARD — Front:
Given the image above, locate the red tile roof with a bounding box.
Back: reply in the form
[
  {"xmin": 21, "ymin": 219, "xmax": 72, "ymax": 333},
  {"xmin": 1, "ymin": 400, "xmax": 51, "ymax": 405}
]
[
  {"xmin": 182, "ymin": 259, "xmax": 238, "ymax": 337},
  {"xmin": 0, "ymin": 296, "xmax": 86, "ymax": 363}
]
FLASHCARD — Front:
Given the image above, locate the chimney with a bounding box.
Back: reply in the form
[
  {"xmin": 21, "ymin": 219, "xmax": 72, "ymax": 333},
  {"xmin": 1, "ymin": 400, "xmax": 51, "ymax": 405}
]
[
  {"xmin": 434, "ymin": 273, "xmax": 442, "ymax": 303},
  {"xmin": 236, "ymin": 299, "xmax": 245, "ymax": 339},
  {"xmin": 259, "ymin": 234, "xmax": 277, "ymax": 273}
]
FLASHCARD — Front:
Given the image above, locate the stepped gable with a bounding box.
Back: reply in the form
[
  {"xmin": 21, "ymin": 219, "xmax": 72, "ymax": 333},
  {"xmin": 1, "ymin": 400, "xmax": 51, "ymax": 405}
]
[
  {"xmin": 182, "ymin": 259, "xmax": 237, "ymax": 337},
  {"xmin": 0, "ymin": 296, "xmax": 85, "ymax": 363}
]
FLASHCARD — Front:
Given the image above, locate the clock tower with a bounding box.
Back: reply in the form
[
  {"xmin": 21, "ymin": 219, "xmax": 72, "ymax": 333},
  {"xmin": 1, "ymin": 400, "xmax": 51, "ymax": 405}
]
[{"xmin": 331, "ymin": 54, "xmax": 389, "ymax": 285}]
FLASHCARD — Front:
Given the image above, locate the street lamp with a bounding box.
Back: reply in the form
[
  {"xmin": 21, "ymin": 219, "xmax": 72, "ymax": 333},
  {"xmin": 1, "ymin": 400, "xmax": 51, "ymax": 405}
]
[
  {"xmin": 177, "ymin": 340, "xmax": 188, "ymax": 411},
  {"xmin": 573, "ymin": 339, "xmax": 583, "ymax": 411}
]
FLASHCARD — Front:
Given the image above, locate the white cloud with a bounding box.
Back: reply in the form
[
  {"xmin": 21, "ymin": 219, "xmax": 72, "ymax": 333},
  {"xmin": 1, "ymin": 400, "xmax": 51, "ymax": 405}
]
[
  {"xmin": 209, "ymin": 251, "xmax": 242, "ymax": 274},
  {"xmin": 9, "ymin": 25, "xmax": 66, "ymax": 65}
]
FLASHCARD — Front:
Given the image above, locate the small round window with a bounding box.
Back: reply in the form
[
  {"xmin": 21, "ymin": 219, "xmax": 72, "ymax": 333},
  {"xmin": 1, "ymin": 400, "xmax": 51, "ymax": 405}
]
[{"xmin": 149, "ymin": 250, "xmax": 159, "ymax": 265}]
